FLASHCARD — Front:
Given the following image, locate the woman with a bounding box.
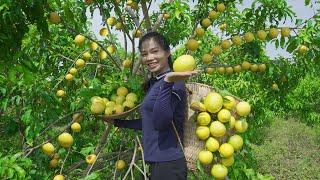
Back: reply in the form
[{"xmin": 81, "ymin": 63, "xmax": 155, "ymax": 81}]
[{"xmin": 110, "ymin": 31, "xmax": 197, "ymax": 179}]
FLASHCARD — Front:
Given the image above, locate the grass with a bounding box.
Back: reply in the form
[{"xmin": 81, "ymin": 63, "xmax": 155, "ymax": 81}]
[{"xmin": 251, "ymin": 118, "xmax": 320, "ymax": 180}]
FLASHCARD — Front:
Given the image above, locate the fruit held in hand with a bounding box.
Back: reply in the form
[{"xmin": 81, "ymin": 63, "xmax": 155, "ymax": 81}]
[{"xmin": 173, "ymin": 55, "xmax": 196, "ymax": 72}]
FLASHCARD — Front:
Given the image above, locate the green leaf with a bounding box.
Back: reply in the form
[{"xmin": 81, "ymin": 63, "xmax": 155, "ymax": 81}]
[
  {"xmin": 21, "ymin": 109, "xmax": 32, "ymax": 124},
  {"xmin": 305, "ymin": 0, "xmax": 311, "ymax": 5}
]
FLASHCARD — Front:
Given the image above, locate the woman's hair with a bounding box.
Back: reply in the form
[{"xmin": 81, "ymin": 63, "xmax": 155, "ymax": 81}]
[
  {"xmin": 139, "ymin": 31, "xmax": 173, "ymax": 92},
  {"xmin": 138, "ymin": 31, "xmax": 173, "ymax": 69}
]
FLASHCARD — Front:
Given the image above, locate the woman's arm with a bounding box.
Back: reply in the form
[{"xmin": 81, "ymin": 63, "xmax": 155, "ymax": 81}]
[{"xmin": 113, "ymin": 119, "xmax": 142, "ymax": 130}]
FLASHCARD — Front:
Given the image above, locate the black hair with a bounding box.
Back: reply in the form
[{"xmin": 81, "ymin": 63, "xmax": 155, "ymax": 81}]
[{"xmin": 138, "ymin": 31, "xmax": 173, "ymax": 69}]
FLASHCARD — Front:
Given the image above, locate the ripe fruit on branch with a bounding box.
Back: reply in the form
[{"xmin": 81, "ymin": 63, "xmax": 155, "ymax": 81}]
[
  {"xmin": 58, "ymin": 132, "xmax": 73, "ymax": 148},
  {"xmin": 86, "ymin": 154, "xmax": 97, "ymax": 164},
  {"xmin": 42, "ymin": 143, "xmax": 55, "ymax": 155}
]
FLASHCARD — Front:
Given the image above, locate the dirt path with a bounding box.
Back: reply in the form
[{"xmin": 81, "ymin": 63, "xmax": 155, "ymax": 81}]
[{"xmin": 251, "ymin": 118, "xmax": 320, "ymax": 180}]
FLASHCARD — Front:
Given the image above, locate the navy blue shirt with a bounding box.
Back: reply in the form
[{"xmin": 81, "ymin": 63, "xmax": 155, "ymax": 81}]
[{"xmin": 114, "ymin": 71, "xmax": 186, "ymax": 162}]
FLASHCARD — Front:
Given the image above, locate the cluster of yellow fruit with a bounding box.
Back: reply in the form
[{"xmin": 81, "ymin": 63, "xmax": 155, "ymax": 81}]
[
  {"xmin": 90, "ymin": 86, "xmax": 139, "ymax": 115},
  {"xmin": 41, "ymin": 113, "xmax": 84, "ymax": 179},
  {"xmin": 104, "ymin": 14, "xmax": 141, "ymax": 38},
  {"xmin": 206, "ymin": 61, "xmax": 267, "ymax": 75},
  {"xmin": 191, "ymin": 92, "xmax": 251, "ymax": 179}
]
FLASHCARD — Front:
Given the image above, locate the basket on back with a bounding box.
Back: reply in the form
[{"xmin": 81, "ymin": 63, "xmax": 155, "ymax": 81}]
[{"xmin": 184, "ymin": 82, "xmax": 241, "ymax": 171}]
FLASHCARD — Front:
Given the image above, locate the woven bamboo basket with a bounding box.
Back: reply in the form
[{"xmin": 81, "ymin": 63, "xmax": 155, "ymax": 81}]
[{"xmin": 184, "ymin": 82, "xmax": 241, "ymax": 171}]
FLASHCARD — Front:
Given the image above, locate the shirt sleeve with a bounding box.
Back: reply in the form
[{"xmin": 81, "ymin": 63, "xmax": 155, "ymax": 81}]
[
  {"xmin": 152, "ymin": 81, "xmax": 185, "ymax": 131},
  {"xmin": 113, "ymin": 119, "xmax": 142, "ymax": 130}
]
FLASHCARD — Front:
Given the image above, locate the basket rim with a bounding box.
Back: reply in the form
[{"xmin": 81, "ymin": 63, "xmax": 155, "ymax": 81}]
[{"xmin": 98, "ymin": 103, "xmax": 141, "ymax": 120}]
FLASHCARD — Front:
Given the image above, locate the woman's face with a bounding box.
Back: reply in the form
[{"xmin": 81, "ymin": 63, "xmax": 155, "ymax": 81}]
[{"xmin": 140, "ymin": 38, "xmax": 170, "ymax": 76}]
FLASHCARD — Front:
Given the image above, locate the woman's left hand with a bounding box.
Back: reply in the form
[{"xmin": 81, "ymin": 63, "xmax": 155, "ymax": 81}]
[{"xmin": 164, "ymin": 70, "xmax": 198, "ymax": 82}]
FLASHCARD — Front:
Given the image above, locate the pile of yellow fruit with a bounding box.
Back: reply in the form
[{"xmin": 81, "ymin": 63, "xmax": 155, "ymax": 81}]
[
  {"xmin": 90, "ymin": 86, "xmax": 139, "ymax": 115},
  {"xmin": 190, "ymin": 92, "xmax": 251, "ymax": 179}
]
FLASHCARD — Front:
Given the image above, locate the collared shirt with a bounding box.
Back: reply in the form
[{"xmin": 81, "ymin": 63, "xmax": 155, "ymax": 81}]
[{"xmin": 114, "ymin": 70, "xmax": 186, "ymax": 162}]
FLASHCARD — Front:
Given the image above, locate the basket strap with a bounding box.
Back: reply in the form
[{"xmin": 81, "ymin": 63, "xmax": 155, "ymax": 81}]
[{"xmin": 171, "ymin": 121, "xmax": 185, "ymax": 155}]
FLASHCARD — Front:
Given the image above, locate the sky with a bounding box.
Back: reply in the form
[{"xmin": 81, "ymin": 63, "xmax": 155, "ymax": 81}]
[{"xmin": 86, "ymin": 0, "xmax": 318, "ymax": 59}]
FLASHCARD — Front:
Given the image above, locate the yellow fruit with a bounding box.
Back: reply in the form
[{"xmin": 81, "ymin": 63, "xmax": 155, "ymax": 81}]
[
  {"xmin": 75, "ymin": 59, "xmax": 85, "ymax": 68},
  {"xmin": 191, "ymin": 101, "xmax": 206, "ymax": 112},
  {"xmin": 211, "ymin": 45, "xmax": 222, "ymax": 55},
  {"xmin": 114, "ymin": 104, "xmax": 124, "ymax": 114},
  {"xmin": 219, "ymin": 23, "xmax": 227, "ymax": 30},
  {"xmin": 163, "ymin": 13, "xmax": 170, "ymax": 19},
  {"xmin": 49, "ymin": 158, "xmax": 58, "ymax": 168},
  {"xmin": 234, "ymin": 65, "xmax": 242, "ymax": 73},
  {"xmin": 195, "ymin": 27, "xmax": 205, "ymax": 37},
  {"xmin": 173, "ymin": 55, "xmax": 196, "ymax": 72},
  {"xmin": 71, "ymin": 122, "xmax": 81, "ymax": 132},
  {"xmin": 90, "ymin": 42, "xmax": 98, "ymax": 51},
  {"xmin": 208, "ymin": 10, "xmax": 218, "ymax": 19},
  {"xmin": 107, "ymin": 45, "xmax": 116, "ymax": 54},
  {"xmin": 281, "ymin": 27, "xmax": 291, "ymax": 37},
  {"xmin": 250, "ymin": 64, "xmax": 259, "ymax": 72},
  {"xmin": 221, "ymin": 40, "xmax": 231, "ymax": 50},
  {"xmin": 211, "ymin": 164, "xmax": 228, "ymax": 179},
  {"xmin": 256, "ymin": 30, "xmax": 267, "ymax": 40},
  {"xmin": 221, "ymin": 156, "xmax": 234, "ymax": 167},
  {"xmin": 133, "ymin": 29, "xmax": 142, "ymax": 38},
  {"xmin": 298, "ymin": 45, "xmax": 308, "ymax": 54},
  {"xmin": 186, "ymin": 39, "xmax": 199, "ymax": 51},
  {"xmin": 236, "ymin": 101, "xmax": 251, "ymax": 116},
  {"xmin": 126, "ymin": 0, "xmax": 133, "ymax": 5},
  {"xmin": 105, "ymin": 106, "xmax": 114, "ymax": 115},
  {"xmin": 216, "ymin": 3, "xmax": 226, "ymax": 12},
  {"xmin": 204, "ymin": 92, "xmax": 223, "ymax": 113},
  {"xmin": 228, "ymin": 135, "xmax": 243, "ymax": 151},
  {"xmin": 65, "ymin": 74, "xmax": 73, "ymax": 81},
  {"xmin": 201, "ymin": 18, "xmax": 211, "ymax": 28},
  {"xmin": 91, "ymin": 98, "xmax": 106, "ymax": 114},
  {"xmin": 210, "ymin": 121, "xmax": 226, "ymax": 137},
  {"xmin": 53, "ymin": 174, "xmax": 64, "ymax": 180},
  {"xmin": 69, "ymin": 68, "xmax": 77, "ymax": 75},
  {"xmin": 48, "ymin": 12, "xmax": 61, "ymax": 24},
  {"xmin": 217, "ymin": 109, "xmax": 231, "ymax": 123},
  {"xmin": 53, "ymin": 153, "xmax": 60, "ymax": 160},
  {"xmin": 74, "ymin": 35, "xmax": 85, "ymax": 46},
  {"xmin": 106, "ymin": 17, "xmax": 117, "ymax": 26},
  {"xmin": 73, "ymin": 113, "xmax": 83, "ymax": 123},
  {"xmin": 130, "ymin": 2, "xmax": 138, "ymax": 10},
  {"xmin": 229, "ymin": 116, "xmax": 235, "ymax": 129},
  {"xmin": 223, "ymin": 96, "xmax": 236, "ymax": 110},
  {"xmin": 202, "ymin": 54, "xmax": 212, "ymax": 64},
  {"xmin": 205, "ymin": 137, "xmax": 219, "ymax": 152},
  {"xmin": 244, "ymin": 32, "xmax": 254, "ymax": 42},
  {"xmin": 197, "ymin": 112, "xmax": 211, "ymax": 126},
  {"xmin": 268, "ymin": 28, "xmax": 279, "ymax": 39},
  {"xmin": 117, "ymin": 87, "xmax": 129, "ymax": 96},
  {"xmin": 83, "ymin": 52, "xmax": 91, "ymax": 61},
  {"xmin": 115, "ymin": 22, "xmax": 123, "ymax": 30},
  {"xmin": 99, "ymin": 28, "xmax": 109, "ymax": 36},
  {"xmin": 116, "ymin": 160, "xmax": 126, "ymax": 170},
  {"xmin": 126, "ymin": 93, "xmax": 138, "ymax": 103},
  {"xmin": 42, "ymin": 143, "xmax": 55, "ymax": 155},
  {"xmin": 56, "ymin": 90, "xmax": 66, "ymax": 98},
  {"xmin": 225, "ymin": 67, "xmax": 233, "ymax": 74},
  {"xmin": 122, "ymin": 59, "xmax": 132, "ymax": 68},
  {"xmin": 123, "ymin": 100, "xmax": 135, "ymax": 109},
  {"xmin": 99, "ymin": 50, "xmax": 107, "ymax": 60},
  {"xmin": 241, "ymin": 61, "xmax": 251, "ymax": 70},
  {"xmin": 235, "ymin": 120, "xmax": 248, "ymax": 133},
  {"xmin": 258, "ymin": 63, "xmax": 267, "ymax": 72},
  {"xmin": 272, "ymin": 83, "xmax": 279, "ymax": 90},
  {"xmin": 86, "ymin": 154, "xmax": 97, "ymax": 164},
  {"xmin": 58, "ymin": 132, "xmax": 73, "ymax": 148},
  {"xmin": 196, "ymin": 126, "xmax": 210, "ymax": 140},
  {"xmin": 219, "ymin": 143, "xmax": 234, "ymax": 158},
  {"xmin": 206, "ymin": 67, "xmax": 215, "ymax": 74},
  {"xmin": 115, "ymin": 96, "xmax": 126, "ymax": 105},
  {"xmin": 232, "ymin": 35, "xmax": 242, "ymax": 45},
  {"xmin": 198, "ymin": 150, "xmax": 213, "ymax": 165},
  {"xmin": 217, "ymin": 67, "xmax": 225, "ymax": 74}
]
